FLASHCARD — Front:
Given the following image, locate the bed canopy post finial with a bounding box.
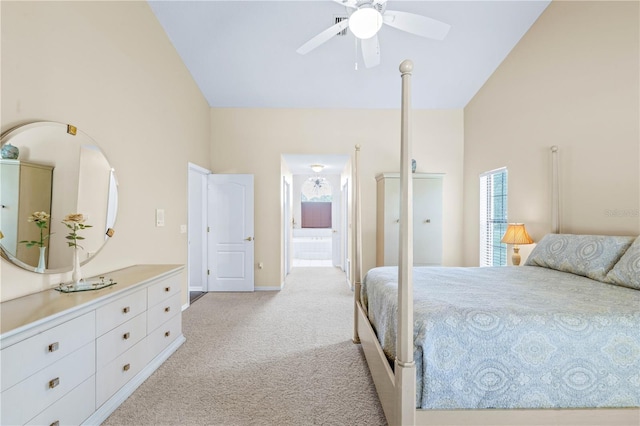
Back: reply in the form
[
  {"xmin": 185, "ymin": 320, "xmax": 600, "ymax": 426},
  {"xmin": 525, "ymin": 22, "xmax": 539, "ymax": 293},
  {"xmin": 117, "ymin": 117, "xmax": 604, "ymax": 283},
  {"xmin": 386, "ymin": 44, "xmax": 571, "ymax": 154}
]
[
  {"xmin": 396, "ymin": 59, "xmax": 416, "ymax": 426},
  {"xmin": 353, "ymin": 144, "xmax": 363, "ymax": 344},
  {"xmin": 551, "ymin": 145, "xmax": 560, "ymax": 234}
]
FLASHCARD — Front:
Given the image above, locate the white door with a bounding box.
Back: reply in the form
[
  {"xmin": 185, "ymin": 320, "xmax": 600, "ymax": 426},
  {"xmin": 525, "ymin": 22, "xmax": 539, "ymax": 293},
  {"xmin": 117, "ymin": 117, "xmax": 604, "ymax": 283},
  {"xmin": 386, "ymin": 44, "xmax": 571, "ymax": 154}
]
[
  {"xmin": 283, "ymin": 178, "xmax": 291, "ymax": 277},
  {"xmin": 207, "ymin": 174, "xmax": 254, "ymax": 292},
  {"xmin": 331, "ymin": 196, "xmax": 341, "ymax": 268},
  {"xmin": 413, "ymin": 177, "xmax": 443, "ymax": 266},
  {"xmin": 342, "ymin": 181, "xmax": 349, "ymax": 276}
]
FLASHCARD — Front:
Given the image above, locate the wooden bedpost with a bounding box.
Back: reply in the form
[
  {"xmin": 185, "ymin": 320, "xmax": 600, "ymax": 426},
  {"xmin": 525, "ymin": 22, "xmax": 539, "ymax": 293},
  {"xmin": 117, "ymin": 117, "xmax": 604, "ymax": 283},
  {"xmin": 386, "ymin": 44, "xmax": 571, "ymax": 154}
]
[
  {"xmin": 395, "ymin": 59, "xmax": 416, "ymax": 426},
  {"xmin": 551, "ymin": 146, "xmax": 560, "ymax": 234},
  {"xmin": 353, "ymin": 144, "xmax": 362, "ymax": 344}
]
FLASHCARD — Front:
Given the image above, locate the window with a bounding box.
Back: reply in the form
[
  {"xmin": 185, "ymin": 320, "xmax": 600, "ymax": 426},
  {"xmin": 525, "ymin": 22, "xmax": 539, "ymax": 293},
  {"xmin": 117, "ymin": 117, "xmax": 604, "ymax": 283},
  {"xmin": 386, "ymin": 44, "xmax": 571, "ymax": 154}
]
[
  {"xmin": 479, "ymin": 168, "xmax": 508, "ymax": 267},
  {"xmin": 301, "ymin": 202, "xmax": 332, "ymax": 228},
  {"xmin": 301, "ymin": 177, "xmax": 332, "ymax": 228}
]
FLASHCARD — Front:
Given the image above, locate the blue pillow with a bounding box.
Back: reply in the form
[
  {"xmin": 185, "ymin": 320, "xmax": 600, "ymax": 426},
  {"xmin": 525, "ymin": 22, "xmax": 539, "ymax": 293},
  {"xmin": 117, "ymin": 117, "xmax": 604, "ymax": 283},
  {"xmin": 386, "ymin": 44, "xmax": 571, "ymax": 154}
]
[
  {"xmin": 605, "ymin": 236, "xmax": 640, "ymax": 290},
  {"xmin": 525, "ymin": 233, "xmax": 635, "ymax": 282}
]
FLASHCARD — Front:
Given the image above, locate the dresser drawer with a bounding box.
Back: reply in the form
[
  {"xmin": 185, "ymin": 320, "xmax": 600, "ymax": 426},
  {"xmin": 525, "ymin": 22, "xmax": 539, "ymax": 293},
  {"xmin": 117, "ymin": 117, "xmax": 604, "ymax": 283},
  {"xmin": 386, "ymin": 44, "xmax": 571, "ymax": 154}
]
[
  {"xmin": 147, "ymin": 313, "xmax": 182, "ymax": 361},
  {"xmin": 25, "ymin": 375, "xmax": 95, "ymax": 426},
  {"xmin": 147, "ymin": 273, "xmax": 180, "ymax": 308},
  {"xmin": 96, "ymin": 312, "xmax": 146, "ymax": 368},
  {"xmin": 0, "ymin": 311, "xmax": 95, "ymax": 392},
  {"xmin": 95, "ymin": 288, "xmax": 146, "ymax": 336},
  {"xmin": 96, "ymin": 339, "xmax": 149, "ymax": 408},
  {"xmin": 1, "ymin": 342, "xmax": 95, "ymax": 426},
  {"xmin": 147, "ymin": 292, "xmax": 181, "ymax": 333}
]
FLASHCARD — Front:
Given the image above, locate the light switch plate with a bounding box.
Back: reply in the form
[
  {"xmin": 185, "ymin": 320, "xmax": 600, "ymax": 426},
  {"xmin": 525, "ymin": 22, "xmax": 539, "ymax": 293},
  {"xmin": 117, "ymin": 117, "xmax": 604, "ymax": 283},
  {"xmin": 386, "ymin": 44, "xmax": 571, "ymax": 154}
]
[
  {"xmin": 156, "ymin": 209, "xmax": 165, "ymax": 227},
  {"xmin": 180, "ymin": 224, "xmax": 187, "ymax": 234}
]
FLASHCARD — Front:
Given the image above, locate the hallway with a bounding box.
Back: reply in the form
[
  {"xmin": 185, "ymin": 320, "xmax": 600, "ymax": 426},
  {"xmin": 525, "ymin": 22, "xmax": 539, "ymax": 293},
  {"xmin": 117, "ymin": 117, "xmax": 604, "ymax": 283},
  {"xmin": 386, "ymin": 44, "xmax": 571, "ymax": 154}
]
[{"xmin": 291, "ymin": 258, "xmax": 333, "ymax": 267}]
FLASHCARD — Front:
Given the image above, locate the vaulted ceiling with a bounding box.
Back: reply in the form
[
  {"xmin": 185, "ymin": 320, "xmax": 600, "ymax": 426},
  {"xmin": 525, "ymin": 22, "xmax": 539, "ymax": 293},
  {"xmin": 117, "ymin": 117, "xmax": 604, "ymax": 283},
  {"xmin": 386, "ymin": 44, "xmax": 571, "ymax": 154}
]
[{"xmin": 149, "ymin": 0, "xmax": 551, "ymax": 110}]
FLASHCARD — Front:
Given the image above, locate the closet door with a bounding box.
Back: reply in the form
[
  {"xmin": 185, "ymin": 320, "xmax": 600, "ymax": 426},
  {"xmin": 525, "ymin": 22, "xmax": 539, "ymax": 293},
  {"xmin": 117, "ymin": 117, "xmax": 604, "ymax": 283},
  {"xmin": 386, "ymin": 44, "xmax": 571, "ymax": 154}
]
[
  {"xmin": 375, "ymin": 173, "xmax": 443, "ymax": 267},
  {"xmin": 412, "ymin": 177, "xmax": 443, "ymax": 266}
]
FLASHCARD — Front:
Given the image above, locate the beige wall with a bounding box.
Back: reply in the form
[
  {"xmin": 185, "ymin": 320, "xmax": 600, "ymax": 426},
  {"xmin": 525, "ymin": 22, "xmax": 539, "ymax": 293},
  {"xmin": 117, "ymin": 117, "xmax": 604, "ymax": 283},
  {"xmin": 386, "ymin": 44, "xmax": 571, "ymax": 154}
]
[
  {"xmin": 463, "ymin": 1, "xmax": 640, "ymax": 266},
  {"xmin": 1, "ymin": 1, "xmax": 211, "ymax": 302},
  {"xmin": 8, "ymin": 1, "xmax": 627, "ymax": 298},
  {"xmin": 211, "ymin": 108, "xmax": 464, "ymax": 288}
]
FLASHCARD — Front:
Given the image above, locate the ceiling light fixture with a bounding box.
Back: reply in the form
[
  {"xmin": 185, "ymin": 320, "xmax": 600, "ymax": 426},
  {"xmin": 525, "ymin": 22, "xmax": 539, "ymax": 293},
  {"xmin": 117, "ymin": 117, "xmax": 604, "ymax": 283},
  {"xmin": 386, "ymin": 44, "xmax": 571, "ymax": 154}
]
[
  {"xmin": 311, "ymin": 177, "xmax": 325, "ymax": 192},
  {"xmin": 310, "ymin": 164, "xmax": 324, "ymax": 173},
  {"xmin": 348, "ymin": 7, "xmax": 383, "ymax": 40}
]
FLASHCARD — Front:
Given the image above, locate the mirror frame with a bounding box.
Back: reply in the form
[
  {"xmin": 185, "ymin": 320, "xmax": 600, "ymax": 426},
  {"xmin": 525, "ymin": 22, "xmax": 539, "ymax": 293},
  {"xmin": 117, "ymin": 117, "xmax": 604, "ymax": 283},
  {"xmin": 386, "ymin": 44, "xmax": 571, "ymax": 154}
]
[{"xmin": 0, "ymin": 121, "xmax": 117, "ymax": 274}]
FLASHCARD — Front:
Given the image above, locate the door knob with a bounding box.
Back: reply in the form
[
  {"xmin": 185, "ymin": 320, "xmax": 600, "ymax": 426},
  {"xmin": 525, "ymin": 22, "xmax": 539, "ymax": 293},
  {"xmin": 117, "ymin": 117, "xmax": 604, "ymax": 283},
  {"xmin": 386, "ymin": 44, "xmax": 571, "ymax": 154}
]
[{"xmin": 245, "ymin": 237, "xmax": 253, "ymax": 241}]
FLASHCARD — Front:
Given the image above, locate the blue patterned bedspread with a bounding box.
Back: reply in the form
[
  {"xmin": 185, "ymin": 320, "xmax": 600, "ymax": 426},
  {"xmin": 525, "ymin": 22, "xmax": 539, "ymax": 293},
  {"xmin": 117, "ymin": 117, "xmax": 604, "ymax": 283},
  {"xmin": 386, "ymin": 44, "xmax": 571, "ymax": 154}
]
[{"xmin": 361, "ymin": 266, "xmax": 640, "ymax": 409}]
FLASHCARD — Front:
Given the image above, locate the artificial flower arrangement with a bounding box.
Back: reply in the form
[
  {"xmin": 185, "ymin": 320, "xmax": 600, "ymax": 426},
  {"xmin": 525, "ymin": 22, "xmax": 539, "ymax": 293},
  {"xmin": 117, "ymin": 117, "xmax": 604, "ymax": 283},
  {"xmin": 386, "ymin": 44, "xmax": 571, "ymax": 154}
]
[
  {"xmin": 20, "ymin": 211, "xmax": 51, "ymax": 248},
  {"xmin": 62, "ymin": 213, "xmax": 92, "ymax": 249}
]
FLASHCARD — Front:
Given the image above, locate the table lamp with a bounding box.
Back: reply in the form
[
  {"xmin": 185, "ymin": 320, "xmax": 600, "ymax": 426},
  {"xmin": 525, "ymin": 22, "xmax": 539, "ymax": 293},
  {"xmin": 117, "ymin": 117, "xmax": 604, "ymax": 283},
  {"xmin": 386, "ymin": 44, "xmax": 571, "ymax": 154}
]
[{"xmin": 501, "ymin": 223, "xmax": 534, "ymax": 266}]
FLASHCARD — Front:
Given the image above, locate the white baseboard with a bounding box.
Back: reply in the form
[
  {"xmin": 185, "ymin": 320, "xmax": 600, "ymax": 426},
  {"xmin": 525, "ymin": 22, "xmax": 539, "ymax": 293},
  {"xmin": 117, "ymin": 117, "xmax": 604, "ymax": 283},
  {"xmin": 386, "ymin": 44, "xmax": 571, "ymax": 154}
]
[{"xmin": 255, "ymin": 285, "xmax": 283, "ymax": 291}]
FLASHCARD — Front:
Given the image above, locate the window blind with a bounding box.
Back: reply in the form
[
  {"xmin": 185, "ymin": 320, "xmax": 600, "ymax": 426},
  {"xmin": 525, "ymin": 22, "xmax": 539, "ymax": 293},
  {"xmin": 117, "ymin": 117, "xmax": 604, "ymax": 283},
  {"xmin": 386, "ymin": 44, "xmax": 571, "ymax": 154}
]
[
  {"xmin": 479, "ymin": 168, "xmax": 508, "ymax": 267},
  {"xmin": 301, "ymin": 202, "xmax": 332, "ymax": 228}
]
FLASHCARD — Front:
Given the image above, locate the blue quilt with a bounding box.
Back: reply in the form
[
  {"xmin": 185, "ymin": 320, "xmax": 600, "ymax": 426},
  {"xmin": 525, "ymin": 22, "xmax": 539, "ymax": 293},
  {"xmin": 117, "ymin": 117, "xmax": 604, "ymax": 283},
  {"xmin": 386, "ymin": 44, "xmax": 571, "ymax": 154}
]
[{"xmin": 361, "ymin": 266, "xmax": 640, "ymax": 409}]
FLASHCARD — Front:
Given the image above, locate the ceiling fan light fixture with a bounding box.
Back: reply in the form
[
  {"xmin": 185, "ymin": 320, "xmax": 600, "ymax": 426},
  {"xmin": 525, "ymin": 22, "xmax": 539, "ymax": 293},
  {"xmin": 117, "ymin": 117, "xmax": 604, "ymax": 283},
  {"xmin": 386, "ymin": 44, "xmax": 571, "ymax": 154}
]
[
  {"xmin": 310, "ymin": 164, "xmax": 324, "ymax": 173},
  {"xmin": 349, "ymin": 8, "xmax": 383, "ymax": 40}
]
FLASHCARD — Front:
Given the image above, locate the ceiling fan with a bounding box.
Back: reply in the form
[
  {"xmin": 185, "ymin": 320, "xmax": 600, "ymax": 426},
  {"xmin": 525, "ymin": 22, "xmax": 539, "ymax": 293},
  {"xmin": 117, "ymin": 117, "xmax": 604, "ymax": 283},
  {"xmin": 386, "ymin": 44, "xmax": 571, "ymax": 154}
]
[{"xmin": 296, "ymin": 0, "xmax": 451, "ymax": 69}]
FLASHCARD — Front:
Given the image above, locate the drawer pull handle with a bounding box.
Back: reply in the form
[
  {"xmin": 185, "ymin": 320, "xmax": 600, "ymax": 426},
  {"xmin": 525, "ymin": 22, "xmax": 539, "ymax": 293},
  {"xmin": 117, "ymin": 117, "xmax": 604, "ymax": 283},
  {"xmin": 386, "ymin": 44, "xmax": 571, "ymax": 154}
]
[
  {"xmin": 48, "ymin": 342, "xmax": 59, "ymax": 352},
  {"xmin": 164, "ymin": 286, "xmax": 171, "ymax": 292},
  {"xmin": 123, "ymin": 363, "xmax": 131, "ymax": 372},
  {"xmin": 123, "ymin": 332, "xmax": 130, "ymax": 340},
  {"xmin": 50, "ymin": 421, "xmax": 60, "ymax": 426},
  {"xmin": 164, "ymin": 306, "xmax": 171, "ymax": 313},
  {"xmin": 49, "ymin": 377, "xmax": 60, "ymax": 389},
  {"xmin": 165, "ymin": 331, "xmax": 171, "ymax": 337},
  {"xmin": 123, "ymin": 306, "xmax": 130, "ymax": 314}
]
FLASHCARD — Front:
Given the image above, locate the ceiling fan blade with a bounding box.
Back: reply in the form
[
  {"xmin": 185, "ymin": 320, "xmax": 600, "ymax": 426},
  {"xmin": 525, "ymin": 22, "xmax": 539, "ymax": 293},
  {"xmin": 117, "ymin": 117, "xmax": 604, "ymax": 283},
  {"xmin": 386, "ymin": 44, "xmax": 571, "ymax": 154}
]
[
  {"xmin": 332, "ymin": 0, "xmax": 358, "ymax": 9},
  {"xmin": 383, "ymin": 10, "xmax": 451, "ymax": 40},
  {"xmin": 296, "ymin": 19, "xmax": 350, "ymax": 55},
  {"xmin": 361, "ymin": 35, "xmax": 380, "ymax": 69}
]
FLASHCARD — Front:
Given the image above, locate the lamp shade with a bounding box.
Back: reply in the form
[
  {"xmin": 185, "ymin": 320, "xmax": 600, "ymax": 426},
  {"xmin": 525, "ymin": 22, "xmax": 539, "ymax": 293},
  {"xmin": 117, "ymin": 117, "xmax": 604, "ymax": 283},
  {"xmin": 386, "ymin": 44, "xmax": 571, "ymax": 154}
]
[
  {"xmin": 348, "ymin": 8, "xmax": 383, "ymax": 39},
  {"xmin": 501, "ymin": 223, "xmax": 534, "ymax": 245},
  {"xmin": 310, "ymin": 164, "xmax": 324, "ymax": 173}
]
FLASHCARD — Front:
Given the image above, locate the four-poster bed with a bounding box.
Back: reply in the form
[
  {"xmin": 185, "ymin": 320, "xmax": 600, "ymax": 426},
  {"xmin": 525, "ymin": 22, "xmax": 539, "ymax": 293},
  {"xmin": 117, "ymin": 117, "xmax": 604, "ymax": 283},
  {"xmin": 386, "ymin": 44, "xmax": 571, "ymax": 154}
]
[{"xmin": 352, "ymin": 60, "xmax": 640, "ymax": 426}]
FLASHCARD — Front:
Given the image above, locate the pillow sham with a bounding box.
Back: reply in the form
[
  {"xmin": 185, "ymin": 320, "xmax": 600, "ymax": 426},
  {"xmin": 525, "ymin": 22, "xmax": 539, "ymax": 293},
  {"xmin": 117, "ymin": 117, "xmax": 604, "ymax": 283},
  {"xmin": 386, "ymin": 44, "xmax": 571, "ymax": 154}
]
[
  {"xmin": 525, "ymin": 233, "xmax": 635, "ymax": 282},
  {"xmin": 605, "ymin": 236, "xmax": 640, "ymax": 290}
]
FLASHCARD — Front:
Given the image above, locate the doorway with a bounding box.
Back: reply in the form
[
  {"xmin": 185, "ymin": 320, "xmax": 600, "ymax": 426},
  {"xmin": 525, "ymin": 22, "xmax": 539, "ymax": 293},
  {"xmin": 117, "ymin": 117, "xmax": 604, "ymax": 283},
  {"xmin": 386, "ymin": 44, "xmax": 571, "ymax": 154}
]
[
  {"xmin": 294, "ymin": 175, "xmax": 334, "ymax": 267},
  {"xmin": 187, "ymin": 167, "xmax": 255, "ymax": 301},
  {"xmin": 187, "ymin": 163, "xmax": 210, "ymax": 305},
  {"xmin": 281, "ymin": 154, "xmax": 350, "ymax": 273}
]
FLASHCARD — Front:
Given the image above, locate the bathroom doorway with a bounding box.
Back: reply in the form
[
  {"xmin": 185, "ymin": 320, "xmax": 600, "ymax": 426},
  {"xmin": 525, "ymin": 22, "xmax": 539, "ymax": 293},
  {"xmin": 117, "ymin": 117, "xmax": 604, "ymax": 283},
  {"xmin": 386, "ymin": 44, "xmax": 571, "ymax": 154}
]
[
  {"xmin": 281, "ymin": 154, "xmax": 350, "ymax": 271},
  {"xmin": 293, "ymin": 176, "xmax": 334, "ymax": 267}
]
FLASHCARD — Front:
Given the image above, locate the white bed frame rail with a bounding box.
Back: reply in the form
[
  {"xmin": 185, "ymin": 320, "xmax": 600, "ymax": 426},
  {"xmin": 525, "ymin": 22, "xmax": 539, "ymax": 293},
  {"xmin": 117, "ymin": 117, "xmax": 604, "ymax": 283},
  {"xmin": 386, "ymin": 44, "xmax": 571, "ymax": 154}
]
[{"xmin": 352, "ymin": 61, "xmax": 640, "ymax": 426}]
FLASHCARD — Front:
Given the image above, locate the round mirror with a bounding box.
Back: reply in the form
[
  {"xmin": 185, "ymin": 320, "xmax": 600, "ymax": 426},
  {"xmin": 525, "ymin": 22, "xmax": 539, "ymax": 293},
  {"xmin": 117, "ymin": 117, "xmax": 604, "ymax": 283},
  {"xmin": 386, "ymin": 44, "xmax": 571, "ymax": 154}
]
[{"xmin": 0, "ymin": 121, "xmax": 117, "ymax": 273}]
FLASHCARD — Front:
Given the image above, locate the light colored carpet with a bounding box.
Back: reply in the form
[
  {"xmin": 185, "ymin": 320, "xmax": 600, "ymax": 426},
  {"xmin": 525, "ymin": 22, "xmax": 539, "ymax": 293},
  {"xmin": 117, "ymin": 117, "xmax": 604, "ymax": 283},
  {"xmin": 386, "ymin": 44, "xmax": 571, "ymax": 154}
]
[{"xmin": 103, "ymin": 267, "xmax": 387, "ymax": 426}]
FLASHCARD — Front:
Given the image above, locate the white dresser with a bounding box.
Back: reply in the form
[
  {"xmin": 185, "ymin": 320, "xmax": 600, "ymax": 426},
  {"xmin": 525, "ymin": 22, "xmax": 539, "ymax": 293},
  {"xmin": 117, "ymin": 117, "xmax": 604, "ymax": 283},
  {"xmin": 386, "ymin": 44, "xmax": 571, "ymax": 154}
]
[
  {"xmin": 376, "ymin": 172, "xmax": 444, "ymax": 267},
  {"xmin": 0, "ymin": 264, "xmax": 185, "ymax": 425}
]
